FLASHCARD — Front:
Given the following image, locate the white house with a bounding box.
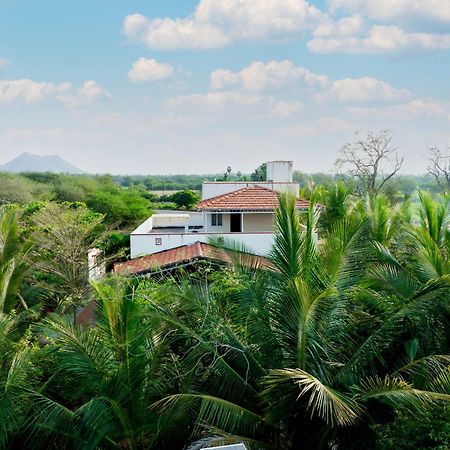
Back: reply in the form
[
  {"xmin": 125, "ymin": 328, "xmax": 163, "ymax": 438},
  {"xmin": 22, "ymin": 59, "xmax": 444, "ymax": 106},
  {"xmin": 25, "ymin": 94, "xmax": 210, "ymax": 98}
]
[{"xmin": 129, "ymin": 161, "xmax": 308, "ymax": 262}]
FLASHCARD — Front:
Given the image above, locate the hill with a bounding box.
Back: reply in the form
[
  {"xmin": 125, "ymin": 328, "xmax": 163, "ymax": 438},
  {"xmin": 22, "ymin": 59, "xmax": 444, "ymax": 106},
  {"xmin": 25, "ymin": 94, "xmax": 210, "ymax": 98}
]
[{"xmin": 0, "ymin": 152, "xmax": 83, "ymax": 174}]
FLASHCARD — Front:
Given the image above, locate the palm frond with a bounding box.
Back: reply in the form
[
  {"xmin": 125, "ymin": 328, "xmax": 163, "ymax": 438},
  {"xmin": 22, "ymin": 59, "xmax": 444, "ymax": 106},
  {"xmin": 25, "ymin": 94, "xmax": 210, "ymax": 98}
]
[
  {"xmin": 263, "ymin": 368, "xmax": 362, "ymax": 427},
  {"xmin": 354, "ymin": 376, "xmax": 450, "ymax": 410},
  {"xmin": 154, "ymin": 393, "xmax": 270, "ymax": 439}
]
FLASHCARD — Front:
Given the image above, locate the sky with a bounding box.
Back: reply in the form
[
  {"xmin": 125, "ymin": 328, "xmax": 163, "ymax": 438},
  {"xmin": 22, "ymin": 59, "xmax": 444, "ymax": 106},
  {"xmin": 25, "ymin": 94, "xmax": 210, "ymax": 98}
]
[{"xmin": 0, "ymin": 0, "xmax": 449, "ymax": 175}]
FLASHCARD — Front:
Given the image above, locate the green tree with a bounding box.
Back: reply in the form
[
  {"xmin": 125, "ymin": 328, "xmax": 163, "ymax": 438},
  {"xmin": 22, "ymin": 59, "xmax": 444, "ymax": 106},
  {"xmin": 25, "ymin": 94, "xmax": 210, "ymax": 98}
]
[
  {"xmin": 25, "ymin": 279, "xmax": 182, "ymax": 450},
  {"xmin": 170, "ymin": 190, "xmax": 200, "ymax": 210},
  {"xmin": 0, "ymin": 174, "xmax": 33, "ymax": 205},
  {"xmin": 29, "ymin": 203, "xmax": 104, "ymax": 321},
  {"xmin": 251, "ymin": 163, "xmax": 267, "ymax": 181},
  {"xmin": 87, "ymin": 188, "xmax": 151, "ymax": 227}
]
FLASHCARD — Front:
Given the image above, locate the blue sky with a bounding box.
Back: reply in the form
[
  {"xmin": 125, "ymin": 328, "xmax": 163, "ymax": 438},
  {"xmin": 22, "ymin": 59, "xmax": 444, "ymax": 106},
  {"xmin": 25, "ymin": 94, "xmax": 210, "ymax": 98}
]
[{"xmin": 1, "ymin": 0, "xmax": 449, "ymax": 174}]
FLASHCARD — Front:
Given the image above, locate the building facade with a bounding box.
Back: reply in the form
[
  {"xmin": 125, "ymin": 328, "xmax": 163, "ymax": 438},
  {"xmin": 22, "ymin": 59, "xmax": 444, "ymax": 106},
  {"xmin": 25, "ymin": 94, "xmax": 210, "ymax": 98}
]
[{"xmin": 130, "ymin": 161, "xmax": 307, "ymax": 259}]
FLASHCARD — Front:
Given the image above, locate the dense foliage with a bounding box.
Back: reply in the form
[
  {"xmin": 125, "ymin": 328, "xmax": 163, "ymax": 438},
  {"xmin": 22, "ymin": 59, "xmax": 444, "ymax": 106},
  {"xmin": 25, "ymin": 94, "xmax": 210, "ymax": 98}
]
[{"xmin": 0, "ymin": 171, "xmax": 448, "ymax": 449}]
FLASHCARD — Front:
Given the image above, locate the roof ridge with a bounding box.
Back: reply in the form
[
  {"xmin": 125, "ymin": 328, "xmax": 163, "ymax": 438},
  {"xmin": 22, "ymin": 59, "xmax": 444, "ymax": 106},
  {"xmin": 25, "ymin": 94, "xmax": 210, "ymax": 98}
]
[
  {"xmin": 197, "ymin": 184, "xmax": 278, "ymax": 208},
  {"xmin": 123, "ymin": 241, "xmax": 204, "ymax": 263}
]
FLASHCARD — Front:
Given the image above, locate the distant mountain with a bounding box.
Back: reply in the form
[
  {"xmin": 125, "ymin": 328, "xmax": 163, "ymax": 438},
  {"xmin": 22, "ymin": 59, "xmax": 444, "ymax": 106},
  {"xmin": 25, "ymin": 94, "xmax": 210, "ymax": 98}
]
[{"xmin": 0, "ymin": 152, "xmax": 84, "ymax": 174}]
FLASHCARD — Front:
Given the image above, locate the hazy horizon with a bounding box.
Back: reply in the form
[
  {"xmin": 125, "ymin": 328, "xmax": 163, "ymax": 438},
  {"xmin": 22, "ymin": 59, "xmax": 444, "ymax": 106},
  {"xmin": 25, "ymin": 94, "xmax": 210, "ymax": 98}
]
[{"xmin": 0, "ymin": 151, "xmax": 437, "ymax": 177}]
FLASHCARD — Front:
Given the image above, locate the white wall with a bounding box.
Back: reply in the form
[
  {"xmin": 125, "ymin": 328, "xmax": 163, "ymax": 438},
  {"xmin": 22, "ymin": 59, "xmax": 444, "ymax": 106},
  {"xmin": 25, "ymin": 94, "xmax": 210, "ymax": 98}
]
[
  {"xmin": 152, "ymin": 214, "xmax": 190, "ymax": 228},
  {"xmin": 204, "ymin": 212, "xmax": 230, "ymax": 233},
  {"xmin": 131, "ymin": 232, "xmax": 275, "ymax": 258},
  {"xmin": 266, "ymin": 161, "xmax": 293, "ymax": 182},
  {"xmin": 242, "ymin": 213, "xmax": 274, "ymax": 232},
  {"xmin": 132, "ymin": 216, "xmax": 153, "ymax": 234}
]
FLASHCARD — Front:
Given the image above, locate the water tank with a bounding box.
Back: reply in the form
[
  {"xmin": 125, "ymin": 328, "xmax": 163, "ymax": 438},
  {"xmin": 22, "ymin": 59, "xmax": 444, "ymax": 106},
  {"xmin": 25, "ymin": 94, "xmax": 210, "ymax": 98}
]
[{"xmin": 266, "ymin": 160, "xmax": 293, "ymax": 182}]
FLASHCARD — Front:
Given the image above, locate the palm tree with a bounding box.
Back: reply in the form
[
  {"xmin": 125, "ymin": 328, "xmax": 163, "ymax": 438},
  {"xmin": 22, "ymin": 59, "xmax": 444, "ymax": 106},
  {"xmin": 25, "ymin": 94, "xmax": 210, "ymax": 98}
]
[
  {"xmin": 0, "ymin": 313, "xmax": 38, "ymax": 449},
  {"xmin": 408, "ymin": 191, "xmax": 449, "ymax": 279},
  {"xmin": 0, "ymin": 208, "xmax": 33, "ymax": 314},
  {"xmin": 23, "ymin": 278, "xmax": 182, "ymax": 450},
  {"xmin": 153, "ymin": 194, "xmax": 450, "ymax": 449}
]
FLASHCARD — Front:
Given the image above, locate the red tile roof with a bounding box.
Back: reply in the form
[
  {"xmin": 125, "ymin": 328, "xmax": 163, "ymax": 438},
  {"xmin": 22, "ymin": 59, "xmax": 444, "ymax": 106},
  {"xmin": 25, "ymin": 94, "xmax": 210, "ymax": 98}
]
[
  {"xmin": 114, "ymin": 241, "xmax": 273, "ymax": 275},
  {"xmin": 197, "ymin": 185, "xmax": 309, "ymax": 211}
]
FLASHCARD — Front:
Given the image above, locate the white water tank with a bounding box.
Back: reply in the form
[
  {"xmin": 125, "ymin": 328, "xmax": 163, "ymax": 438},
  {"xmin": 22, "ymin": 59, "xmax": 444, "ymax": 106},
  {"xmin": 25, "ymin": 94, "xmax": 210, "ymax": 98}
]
[{"xmin": 266, "ymin": 160, "xmax": 293, "ymax": 182}]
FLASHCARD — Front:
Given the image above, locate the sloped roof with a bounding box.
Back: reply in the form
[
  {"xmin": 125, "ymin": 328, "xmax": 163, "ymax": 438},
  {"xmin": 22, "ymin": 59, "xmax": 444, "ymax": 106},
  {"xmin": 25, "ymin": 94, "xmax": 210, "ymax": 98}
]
[
  {"xmin": 114, "ymin": 241, "xmax": 273, "ymax": 275},
  {"xmin": 197, "ymin": 185, "xmax": 309, "ymax": 211}
]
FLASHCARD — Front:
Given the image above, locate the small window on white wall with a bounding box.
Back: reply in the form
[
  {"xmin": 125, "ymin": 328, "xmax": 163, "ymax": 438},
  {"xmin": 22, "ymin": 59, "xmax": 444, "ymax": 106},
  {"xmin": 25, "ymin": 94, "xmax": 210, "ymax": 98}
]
[
  {"xmin": 211, "ymin": 213, "xmax": 223, "ymax": 227},
  {"xmin": 155, "ymin": 237, "xmax": 162, "ymax": 245}
]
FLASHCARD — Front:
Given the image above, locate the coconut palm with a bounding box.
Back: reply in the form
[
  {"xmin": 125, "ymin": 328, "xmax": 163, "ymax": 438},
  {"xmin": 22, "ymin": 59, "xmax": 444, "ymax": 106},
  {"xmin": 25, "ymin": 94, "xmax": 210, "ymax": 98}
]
[
  {"xmin": 153, "ymin": 194, "xmax": 450, "ymax": 449},
  {"xmin": 0, "ymin": 313, "xmax": 38, "ymax": 450},
  {"xmin": 407, "ymin": 191, "xmax": 449, "ymax": 280},
  {"xmin": 23, "ymin": 278, "xmax": 182, "ymax": 450},
  {"xmin": 0, "ymin": 208, "xmax": 33, "ymax": 314}
]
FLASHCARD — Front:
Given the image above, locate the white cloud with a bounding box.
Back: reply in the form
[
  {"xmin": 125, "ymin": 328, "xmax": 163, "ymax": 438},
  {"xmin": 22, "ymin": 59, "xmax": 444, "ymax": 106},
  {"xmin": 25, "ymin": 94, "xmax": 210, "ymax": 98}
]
[
  {"xmin": 167, "ymin": 90, "xmax": 302, "ymax": 119},
  {"xmin": 320, "ymin": 77, "xmax": 411, "ymax": 102},
  {"xmin": 0, "ymin": 79, "xmax": 110, "ymax": 108},
  {"xmin": 0, "ymin": 79, "xmax": 70, "ymax": 103},
  {"xmin": 167, "ymin": 91, "xmax": 264, "ymax": 111},
  {"xmin": 58, "ymin": 80, "xmax": 111, "ymax": 108},
  {"xmin": 124, "ymin": 13, "xmax": 229, "ymax": 50},
  {"xmin": 328, "ymin": 0, "xmax": 450, "ymax": 24},
  {"xmin": 211, "ymin": 60, "xmax": 328, "ymax": 91},
  {"xmin": 273, "ymin": 101, "xmax": 303, "ymax": 117},
  {"xmin": 128, "ymin": 57, "xmax": 174, "ymax": 83},
  {"xmin": 313, "ymin": 14, "xmax": 365, "ymax": 38},
  {"xmin": 124, "ymin": 0, "xmax": 323, "ymax": 50},
  {"xmin": 308, "ymin": 25, "xmax": 450, "ymax": 53},
  {"xmin": 210, "ymin": 61, "xmax": 408, "ymax": 104},
  {"xmin": 349, "ymin": 99, "xmax": 450, "ymax": 121}
]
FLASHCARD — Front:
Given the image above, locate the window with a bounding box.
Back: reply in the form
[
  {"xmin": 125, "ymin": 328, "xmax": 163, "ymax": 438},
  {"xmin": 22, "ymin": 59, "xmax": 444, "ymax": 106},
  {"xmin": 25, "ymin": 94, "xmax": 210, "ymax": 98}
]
[
  {"xmin": 211, "ymin": 213, "xmax": 223, "ymax": 227},
  {"xmin": 155, "ymin": 237, "xmax": 162, "ymax": 245}
]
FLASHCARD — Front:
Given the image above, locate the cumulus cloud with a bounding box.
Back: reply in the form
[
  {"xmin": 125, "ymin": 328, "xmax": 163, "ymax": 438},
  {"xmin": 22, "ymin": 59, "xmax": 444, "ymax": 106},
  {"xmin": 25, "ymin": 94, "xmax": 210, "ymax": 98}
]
[
  {"xmin": 211, "ymin": 60, "xmax": 328, "ymax": 92},
  {"xmin": 308, "ymin": 25, "xmax": 450, "ymax": 54},
  {"xmin": 210, "ymin": 61, "xmax": 409, "ymax": 105},
  {"xmin": 328, "ymin": 0, "xmax": 450, "ymax": 24},
  {"xmin": 123, "ymin": 0, "xmax": 323, "ymax": 49},
  {"xmin": 319, "ymin": 77, "xmax": 411, "ymax": 102},
  {"xmin": 0, "ymin": 79, "xmax": 70, "ymax": 103},
  {"xmin": 0, "ymin": 79, "xmax": 110, "ymax": 108},
  {"xmin": 167, "ymin": 91, "xmax": 264, "ymax": 110},
  {"xmin": 349, "ymin": 99, "xmax": 450, "ymax": 121},
  {"xmin": 58, "ymin": 80, "xmax": 111, "ymax": 108},
  {"xmin": 167, "ymin": 90, "xmax": 302, "ymax": 119},
  {"xmin": 273, "ymin": 101, "xmax": 303, "ymax": 117},
  {"xmin": 313, "ymin": 14, "xmax": 365, "ymax": 38},
  {"xmin": 128, "ymin": 58, "xmax": 174, "ymax": 82}
]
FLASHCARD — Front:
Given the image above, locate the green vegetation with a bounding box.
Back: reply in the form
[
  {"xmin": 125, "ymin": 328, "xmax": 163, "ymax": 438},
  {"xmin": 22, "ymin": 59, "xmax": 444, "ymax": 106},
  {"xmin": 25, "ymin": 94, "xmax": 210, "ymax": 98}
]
[
  {"xmin": 0, "ymin": 174, "xmax": 448, "ymax": 448},
  {"xmin": 169, "ymin": 189, "xmax": 200, "ymax": 209}
]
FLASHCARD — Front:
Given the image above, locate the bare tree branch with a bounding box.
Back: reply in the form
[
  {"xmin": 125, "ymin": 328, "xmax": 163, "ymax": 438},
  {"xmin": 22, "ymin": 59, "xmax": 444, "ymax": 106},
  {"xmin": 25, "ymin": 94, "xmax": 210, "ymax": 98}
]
[
  {"xmin": 427, "ymin": 146, "xmax": 450, "ymax": 193},
  {"xmin": 336, "ymin": 130, "xmax": 403, "ymax": 196}
]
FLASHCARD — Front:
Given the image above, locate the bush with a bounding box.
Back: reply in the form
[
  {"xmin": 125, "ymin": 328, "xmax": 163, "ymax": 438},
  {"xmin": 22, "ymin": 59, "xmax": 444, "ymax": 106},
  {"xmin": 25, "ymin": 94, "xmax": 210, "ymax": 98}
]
[{"xmin": 169, "ymin": 190, "xmax": 200, "ymax": 209}]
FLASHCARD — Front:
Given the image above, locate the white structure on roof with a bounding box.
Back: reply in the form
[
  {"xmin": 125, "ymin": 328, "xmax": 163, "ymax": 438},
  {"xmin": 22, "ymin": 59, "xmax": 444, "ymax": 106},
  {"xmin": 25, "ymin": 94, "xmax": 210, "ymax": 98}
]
[
  {"xmin": 130, "ymin": 161, "xmax": 304, "ymax": 258},
  {"xmin": 266, "ymin": 160, "xmax": 293, "ymax": 182}
]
